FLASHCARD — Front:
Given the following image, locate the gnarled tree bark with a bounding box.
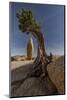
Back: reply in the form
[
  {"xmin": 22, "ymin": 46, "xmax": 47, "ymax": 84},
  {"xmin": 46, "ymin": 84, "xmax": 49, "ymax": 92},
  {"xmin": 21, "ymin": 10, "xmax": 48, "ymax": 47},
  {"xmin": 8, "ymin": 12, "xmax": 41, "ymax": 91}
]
[{"xmin": 28, "ymin": 29, "xmax": 52, "ymax": 77}]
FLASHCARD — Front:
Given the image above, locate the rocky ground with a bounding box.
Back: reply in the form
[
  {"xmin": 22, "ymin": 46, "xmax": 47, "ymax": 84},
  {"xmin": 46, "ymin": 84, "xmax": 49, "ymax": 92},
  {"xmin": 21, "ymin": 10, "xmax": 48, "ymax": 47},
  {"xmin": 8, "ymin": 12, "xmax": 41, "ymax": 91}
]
[
  {"xmin": 10, "ymin": 55, "xmax": 65, "ymax": 97},
  {"xmin": 47, "ymin": 56, "xmax": 65, "ymax": 94}
]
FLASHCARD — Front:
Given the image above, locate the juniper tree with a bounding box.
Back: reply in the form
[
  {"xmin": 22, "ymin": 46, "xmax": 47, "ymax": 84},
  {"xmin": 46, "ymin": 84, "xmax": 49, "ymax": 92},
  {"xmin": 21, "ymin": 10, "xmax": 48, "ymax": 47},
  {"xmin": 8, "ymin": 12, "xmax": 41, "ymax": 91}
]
[{"xmin": 16, "ymin": 9, "xmax": 52, "ymax": 77}]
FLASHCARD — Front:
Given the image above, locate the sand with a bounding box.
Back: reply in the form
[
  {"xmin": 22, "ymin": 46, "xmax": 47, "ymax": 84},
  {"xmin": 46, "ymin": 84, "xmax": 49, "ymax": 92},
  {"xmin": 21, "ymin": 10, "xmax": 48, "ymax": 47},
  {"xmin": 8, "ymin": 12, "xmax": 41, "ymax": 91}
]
[{"xmin": 11, "ymin": 60, "xmax": 34, "ymax": 70}]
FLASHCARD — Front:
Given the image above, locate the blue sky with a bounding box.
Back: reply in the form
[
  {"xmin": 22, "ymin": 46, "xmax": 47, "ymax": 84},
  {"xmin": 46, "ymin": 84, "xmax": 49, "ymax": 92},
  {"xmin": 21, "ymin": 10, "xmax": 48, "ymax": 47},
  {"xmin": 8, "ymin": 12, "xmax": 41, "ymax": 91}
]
[{"xmin": 10, "ymin": 2, "xmax": 65, "ymax": 56}]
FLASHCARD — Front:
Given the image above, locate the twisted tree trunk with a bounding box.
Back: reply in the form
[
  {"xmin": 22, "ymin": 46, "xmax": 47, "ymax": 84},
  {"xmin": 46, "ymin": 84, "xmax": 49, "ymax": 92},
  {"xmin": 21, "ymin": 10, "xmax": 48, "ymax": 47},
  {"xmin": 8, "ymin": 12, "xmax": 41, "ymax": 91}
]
[{"xmin": 31, "ymin": 31, "xmax": 52, "ymax": 77}]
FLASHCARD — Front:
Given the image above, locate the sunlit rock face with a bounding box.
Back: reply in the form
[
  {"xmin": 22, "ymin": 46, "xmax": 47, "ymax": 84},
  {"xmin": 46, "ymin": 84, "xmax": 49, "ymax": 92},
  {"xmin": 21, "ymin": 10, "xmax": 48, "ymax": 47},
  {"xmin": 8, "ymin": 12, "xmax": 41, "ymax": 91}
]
[{"xmin": 27, "ymin": 37, "xmax": 34, "ymax": 60}]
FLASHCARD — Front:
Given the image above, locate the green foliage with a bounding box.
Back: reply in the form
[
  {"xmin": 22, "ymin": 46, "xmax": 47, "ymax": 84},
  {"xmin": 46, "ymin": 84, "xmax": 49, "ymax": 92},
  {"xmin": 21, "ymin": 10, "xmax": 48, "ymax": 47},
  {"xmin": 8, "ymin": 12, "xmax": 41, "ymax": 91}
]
[{"xmin": 16, "ymin": 9, "xmax": 40, "ymax": 34}]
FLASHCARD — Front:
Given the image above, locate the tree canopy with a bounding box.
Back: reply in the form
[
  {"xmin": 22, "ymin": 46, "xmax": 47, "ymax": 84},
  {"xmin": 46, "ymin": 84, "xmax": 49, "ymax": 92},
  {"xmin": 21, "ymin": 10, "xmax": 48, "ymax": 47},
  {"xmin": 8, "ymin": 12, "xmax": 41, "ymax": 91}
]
[{"xmin": 16, "ymin": 9, "xmax": 41, "ymax": 39}]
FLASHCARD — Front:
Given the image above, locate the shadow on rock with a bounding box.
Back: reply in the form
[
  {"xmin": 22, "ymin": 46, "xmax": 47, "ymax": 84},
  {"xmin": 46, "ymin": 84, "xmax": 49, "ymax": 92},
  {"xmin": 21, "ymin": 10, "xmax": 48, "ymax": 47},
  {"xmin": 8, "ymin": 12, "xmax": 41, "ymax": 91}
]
[{"xmin": 11, "ymin": 63, "xmax": 59, "ymax": 97}]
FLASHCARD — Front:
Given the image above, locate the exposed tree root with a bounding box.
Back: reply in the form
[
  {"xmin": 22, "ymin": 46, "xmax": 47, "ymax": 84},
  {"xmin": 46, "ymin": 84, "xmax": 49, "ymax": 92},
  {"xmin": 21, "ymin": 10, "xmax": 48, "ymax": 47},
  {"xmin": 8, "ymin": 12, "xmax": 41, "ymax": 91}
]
[{"xmin": 11, "ymin": 54, "xmax": 52, "ymax": 90}]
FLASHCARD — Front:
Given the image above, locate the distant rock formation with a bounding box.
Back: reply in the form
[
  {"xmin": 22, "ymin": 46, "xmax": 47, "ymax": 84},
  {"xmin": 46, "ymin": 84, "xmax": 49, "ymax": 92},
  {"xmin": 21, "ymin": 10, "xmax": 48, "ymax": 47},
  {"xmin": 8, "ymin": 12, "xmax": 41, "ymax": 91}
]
[{"xmin": 27, "ymin": 37, "xmax": 34, "ymax": 60}]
